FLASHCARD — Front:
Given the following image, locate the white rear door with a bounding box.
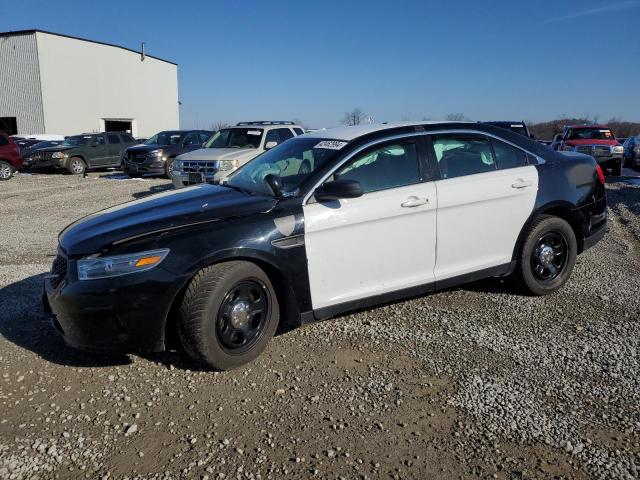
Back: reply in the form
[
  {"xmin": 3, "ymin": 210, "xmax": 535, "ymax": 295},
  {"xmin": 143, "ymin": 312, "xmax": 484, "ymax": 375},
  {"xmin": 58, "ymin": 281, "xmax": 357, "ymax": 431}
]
[
  {"xmin": 303, "ymin": 139, "xmax": 437, "ymax": 310},
  {"xmin": 429, "ymin": 133, "xmax": 538, "ymax": 280}
]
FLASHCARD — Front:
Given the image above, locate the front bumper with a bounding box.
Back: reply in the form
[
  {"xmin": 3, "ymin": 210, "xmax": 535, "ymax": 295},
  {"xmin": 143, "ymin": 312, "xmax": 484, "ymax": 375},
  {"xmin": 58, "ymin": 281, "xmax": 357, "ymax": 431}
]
[
  {"xmin": 23, "ymin": 157, "xmax": 61, "ymax": 170},
  {"xmin": 124, "ymin": 157, "xmax": 166, "ymax": 175},
  {"xmin": 44, "ymin": 255, "xmax": 183, "ymax": 354},
  {"xmin": 171, "ymin": 171, "xmax": 227, "ymax": 189}
]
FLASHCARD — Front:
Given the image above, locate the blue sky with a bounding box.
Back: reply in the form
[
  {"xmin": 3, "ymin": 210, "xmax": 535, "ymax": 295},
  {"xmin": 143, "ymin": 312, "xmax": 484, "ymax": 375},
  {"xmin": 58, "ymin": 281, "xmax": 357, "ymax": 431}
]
[{"xmin": 4, "ymin": 0, "xmax": 640, "ymax": 128}]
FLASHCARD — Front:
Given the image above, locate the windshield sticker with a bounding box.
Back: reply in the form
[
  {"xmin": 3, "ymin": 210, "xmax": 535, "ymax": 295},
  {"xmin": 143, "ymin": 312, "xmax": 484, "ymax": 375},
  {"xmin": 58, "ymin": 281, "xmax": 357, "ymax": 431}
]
[
  {"xmin": 247, "ymin": 130, "xmax": 261, "ymax": 135},
  {"xmin": 315, "ymin": 140, "xmax": 348, "ymax": 150}
]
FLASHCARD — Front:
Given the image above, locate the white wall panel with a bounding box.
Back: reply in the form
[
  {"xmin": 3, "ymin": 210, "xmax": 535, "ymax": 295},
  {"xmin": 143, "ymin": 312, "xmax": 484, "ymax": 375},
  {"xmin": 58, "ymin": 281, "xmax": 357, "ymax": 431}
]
[{"xmin": 0, "ymin": 32, "xmax": 45, "ymax": 134}]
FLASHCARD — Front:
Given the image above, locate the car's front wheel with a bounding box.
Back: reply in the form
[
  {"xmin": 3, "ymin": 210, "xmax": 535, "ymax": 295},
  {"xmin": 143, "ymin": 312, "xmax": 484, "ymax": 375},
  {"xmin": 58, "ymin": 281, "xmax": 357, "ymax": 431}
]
[
  {"xmin": 178, "ymin": 261, "xmax": 280, "ymax": 370},
  {"xmin": 0, "ymin": 161, "xmax": 14, "ymax": 180},
  {"xmin": 514, "ymin": 215, "xmax": 577, "ymax": 296},
  {"xmin": 67, "ymin": 157, "xmax": 86, "ymax": 175}
]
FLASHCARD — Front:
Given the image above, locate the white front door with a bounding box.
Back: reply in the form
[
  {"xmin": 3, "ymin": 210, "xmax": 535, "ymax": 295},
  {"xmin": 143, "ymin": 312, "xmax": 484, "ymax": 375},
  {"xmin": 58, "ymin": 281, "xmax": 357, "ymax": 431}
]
[
  {"xmin": 303, "ymin": 139, "xmax": 438, "ymax": 310},
  {"xmin": 430, "ymin": 134, "xmax": 539, "ymax": 280}
]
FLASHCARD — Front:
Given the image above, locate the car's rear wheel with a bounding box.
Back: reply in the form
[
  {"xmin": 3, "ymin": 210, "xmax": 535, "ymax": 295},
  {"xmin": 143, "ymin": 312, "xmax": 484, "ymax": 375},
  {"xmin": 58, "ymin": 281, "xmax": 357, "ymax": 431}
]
[
  {"xmin": 514, "ymin": 215, "xmax": 577, "ymax": 296},
  {"xmin": 0, "ymin": 161, "xmax": 14, "ymax": 180},
  {"xmin": 67, "ymin": 157, "xmax": 86, "ymax": 175},
  {"xmin": 178, "ymin": 261, "xmax": 280, "ymax": 370}
]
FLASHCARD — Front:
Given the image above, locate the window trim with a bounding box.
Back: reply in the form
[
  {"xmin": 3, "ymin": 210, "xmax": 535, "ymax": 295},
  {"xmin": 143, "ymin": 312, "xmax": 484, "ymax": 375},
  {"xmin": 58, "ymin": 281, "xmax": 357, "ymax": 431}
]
[{"xmin": 303, "ymin": 129, "xmax": 545, "ymax": 205}]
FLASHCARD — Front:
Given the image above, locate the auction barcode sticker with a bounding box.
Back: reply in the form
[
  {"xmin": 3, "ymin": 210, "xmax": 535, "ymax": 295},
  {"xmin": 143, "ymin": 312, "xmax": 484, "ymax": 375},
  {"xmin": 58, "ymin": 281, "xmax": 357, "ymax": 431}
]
[{"xmin": 315, "ymin": 140, "xmax": 348, "ymax": 150}]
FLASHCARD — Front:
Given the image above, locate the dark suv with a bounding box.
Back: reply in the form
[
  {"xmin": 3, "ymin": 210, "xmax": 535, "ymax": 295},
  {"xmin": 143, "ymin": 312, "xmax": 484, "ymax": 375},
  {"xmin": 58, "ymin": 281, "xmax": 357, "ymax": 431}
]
[
  {"xmin": 26, "ymin": 132, "xmax": 138, "ymax": 175},
  {"xmin": 122, "ymin": 130, "xmax": 212, "ymax": 178}
]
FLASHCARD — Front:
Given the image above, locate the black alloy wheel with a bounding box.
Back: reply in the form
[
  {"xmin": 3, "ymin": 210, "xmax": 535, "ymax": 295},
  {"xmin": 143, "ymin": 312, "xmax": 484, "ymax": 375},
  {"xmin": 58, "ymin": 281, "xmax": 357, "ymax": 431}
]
[
  {"xmin": 530, "ymin": 231, "xmax": 568, "ymax": 282},
  {"xmin": 216, "ymin": 279, "xmax": 270, "ymax": 353}
]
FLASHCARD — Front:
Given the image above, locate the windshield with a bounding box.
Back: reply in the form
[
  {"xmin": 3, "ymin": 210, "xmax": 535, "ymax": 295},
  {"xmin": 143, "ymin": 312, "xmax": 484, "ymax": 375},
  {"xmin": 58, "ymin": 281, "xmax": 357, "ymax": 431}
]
[
  {"xmin": 144, "ymin": 131, "xmax": 183, "ymax": 146},
  {"xmin": 203, "ymin": 128, "xmax": 263, "ymax": 149},
  {"xmin": 226, "ymin": 137, "xmax": 343, "ymax": 196},
  {"xmin": 507, "ymin": 125, "xmax": 527, "ymax": 136},
  {"xmin": 61, "ymin": 135, "xmax": 91, "ymax": 147},
  {"xmin": 566, "ymin": 128, "xmax": 615, "ymax": 141}
]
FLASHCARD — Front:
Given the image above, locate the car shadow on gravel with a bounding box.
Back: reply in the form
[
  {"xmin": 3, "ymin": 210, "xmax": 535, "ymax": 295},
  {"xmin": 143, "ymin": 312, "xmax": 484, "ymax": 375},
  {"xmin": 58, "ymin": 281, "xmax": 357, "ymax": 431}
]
[
  {"xmin": 131, "ymin": 183, "xmax": 174, "ymax": 199},
  {"xmin": 0, "ymin": 273, "xmax": 132, "ymax": 368}
]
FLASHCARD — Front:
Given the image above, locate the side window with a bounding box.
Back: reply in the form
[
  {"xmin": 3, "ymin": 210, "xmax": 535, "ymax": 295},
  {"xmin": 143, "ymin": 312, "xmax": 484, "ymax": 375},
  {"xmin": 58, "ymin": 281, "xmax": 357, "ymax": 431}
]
[
  {"xmin": 278, "ymin": 128, "xmax": 294, "ymax": 142},
  {"xmin": 199, "ymin": 132, "xmax": 211, "ymax": 144},
  {"xmin": 431, "ymin": 135, "xmax": 495, "ymax": 179},
  {"xmin": 183, "ymin": 133, "xmax": 200, "ymax": 146},
  {"xmin": 293, "ymin": 128, "xmax": 304, "ymax": 136},
  {"xmin": 265, "ymin": 129, "xmax": 279, "ymax": 145},
  {"xmin": 335, "ymin": 142, "xmax": 421, "ymax": 194},
  {"xmin": 491, "ymin": 139, "xmax": 528, "ymax": 169},
  {"xmin": 94, "ymin": 136, "xmax": 106, "ymax": 146},
  {"xmin": 107, "ymin": 134, "xmax": 121, "ymax": 144},
  {"xmin": 120, "ymin": 133, "xmax": 134, "ymax": 142}
]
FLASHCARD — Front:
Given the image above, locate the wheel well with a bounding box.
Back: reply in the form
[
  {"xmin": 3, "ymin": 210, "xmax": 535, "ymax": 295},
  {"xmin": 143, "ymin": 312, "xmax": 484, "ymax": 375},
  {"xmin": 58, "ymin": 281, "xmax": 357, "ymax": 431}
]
[
  {"xmin": 534, "ymin": 206, "xmax": 584, "ymax": 253},
  {"xmin": 162, "ymin": 258, "xmax": 299, "ymax": 350}
]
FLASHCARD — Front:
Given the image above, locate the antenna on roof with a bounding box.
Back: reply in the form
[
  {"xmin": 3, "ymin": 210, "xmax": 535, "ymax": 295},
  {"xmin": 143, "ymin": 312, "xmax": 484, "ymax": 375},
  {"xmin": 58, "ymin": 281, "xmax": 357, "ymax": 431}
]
[{"xmin": 141, "ymin": 42, "xmax": 146, "ymax": 62}]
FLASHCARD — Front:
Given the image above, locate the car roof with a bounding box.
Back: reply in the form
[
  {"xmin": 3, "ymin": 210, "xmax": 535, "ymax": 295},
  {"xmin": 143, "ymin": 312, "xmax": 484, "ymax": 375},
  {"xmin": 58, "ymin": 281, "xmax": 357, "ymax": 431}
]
[
  {"xmin": 302, "ymin": 121, "xmax": 475, "ymax": 141},
  {"xmin": 484, "ymin": 121, "xmax": 525, "ymax": 125}
]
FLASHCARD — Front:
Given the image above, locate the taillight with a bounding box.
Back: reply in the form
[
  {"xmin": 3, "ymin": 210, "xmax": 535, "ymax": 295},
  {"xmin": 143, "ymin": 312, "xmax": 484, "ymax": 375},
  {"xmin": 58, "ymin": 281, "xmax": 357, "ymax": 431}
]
[{"xmin": 595, "ymin": 164, "xmax": 605, "ymax": 184}]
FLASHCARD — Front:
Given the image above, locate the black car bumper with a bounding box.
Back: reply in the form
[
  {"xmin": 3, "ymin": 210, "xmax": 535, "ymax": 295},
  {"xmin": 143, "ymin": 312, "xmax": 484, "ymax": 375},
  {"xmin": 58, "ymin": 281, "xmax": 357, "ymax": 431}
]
[
  {"xmin": 44, "ymin": 259, "xmax": 183, "ymax": 354},
  {"xmin": 124, "ymin": 158, "xmax": 166, "ymax": 175}
]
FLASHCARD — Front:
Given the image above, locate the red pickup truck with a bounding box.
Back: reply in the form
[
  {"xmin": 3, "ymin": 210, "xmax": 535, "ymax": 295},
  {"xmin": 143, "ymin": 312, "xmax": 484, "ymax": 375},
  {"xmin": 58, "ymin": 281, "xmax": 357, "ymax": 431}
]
[
  {"xmin": 553, "ymin": 124, "xmax": 624, "ymax": 176},
  {"xmin": 0, "ymin": 132, "xmax": 22, "ymax": 180}
]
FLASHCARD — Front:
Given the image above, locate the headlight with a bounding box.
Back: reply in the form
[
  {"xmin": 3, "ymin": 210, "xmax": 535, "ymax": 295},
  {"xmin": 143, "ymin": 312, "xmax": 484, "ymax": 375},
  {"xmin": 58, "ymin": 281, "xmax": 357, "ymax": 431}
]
[
  {"xmin": 171, "ymin": 160, "xmax": 182, "ymax": 173},
  {"xmin": 634, "ymin": 146, "xmax": 640, "ymax": 154},
  {"xmin": 51, "ymin": 152, "xmax": 67, "ymax": 159},
  {"xmin": 611, "ymin": 145, "xmax": 624, "ymax": 154},
  {"xmin": 77, "ymin": 249, "xmax": 169, "ymax": 280},
  {"xmin": 218, "ymin": 159, "xmax": 240, "ymax": 171},
  {"xmin": 149, "ymin": 149, "xmax": 163, "ymax": 157}
]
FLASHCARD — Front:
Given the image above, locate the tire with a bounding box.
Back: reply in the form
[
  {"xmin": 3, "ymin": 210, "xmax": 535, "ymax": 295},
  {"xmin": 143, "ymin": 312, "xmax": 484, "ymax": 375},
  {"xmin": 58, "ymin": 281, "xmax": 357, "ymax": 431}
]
[
  {"xmin": 611, "ymin": 161, "xmax": 622, "ymax": 177},
  {"xmin": 178, "ymin": 261, "xmax": 280, "ymax": 370},
  {"xmin": 67, "ymin": 157, "xmax": 86, "ymax": 175},
  {"xmin": 513, "ymin": 215, "xmax": 577, "ymax": 296},
  {"xmin": 165, "ymin": 157, "xmax": 175, "ymax": 179},
  {"xmin": 0, "ymin": 161, "xmax": 14, "ymax": 180}
]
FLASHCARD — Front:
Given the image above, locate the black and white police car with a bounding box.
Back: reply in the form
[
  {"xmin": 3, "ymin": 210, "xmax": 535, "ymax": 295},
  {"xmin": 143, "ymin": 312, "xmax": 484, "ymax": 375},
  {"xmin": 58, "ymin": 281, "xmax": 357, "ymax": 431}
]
[{"xmin": 45, "ymin": 122, "xmax": 607, "ymax": 370}]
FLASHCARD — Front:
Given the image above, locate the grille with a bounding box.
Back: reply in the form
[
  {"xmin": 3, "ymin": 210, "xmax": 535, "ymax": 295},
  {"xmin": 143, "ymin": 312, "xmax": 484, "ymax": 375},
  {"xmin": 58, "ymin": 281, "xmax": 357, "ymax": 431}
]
[
  {"xmin": 50, "ymin": 255, "xmax": 67, "ymax": 289},
  {"xmin": 128, "ymin": 152, "xmax": 148, "ymax": 163},
  {"xmin": 180, "ymin": 161, "xmax": 218, "ymax": 174},
  {"xmin": 575, "ymin": 145, "xmax": 611, "ymax": 157}
]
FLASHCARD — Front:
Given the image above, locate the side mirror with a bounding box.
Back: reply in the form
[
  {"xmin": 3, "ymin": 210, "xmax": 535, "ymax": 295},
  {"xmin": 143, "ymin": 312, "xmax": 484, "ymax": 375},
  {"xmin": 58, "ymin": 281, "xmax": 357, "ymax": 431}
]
[
  {"xmin": 314, "ymin": 179, "xmax": 363, "ymax": 201},
  {"xmin": 529, "ymin": 132, "xmax": 536, "ymax": 139},
  {"xmin": 265, "ymin": 141, "xmax": 278, "ymax": 150}
]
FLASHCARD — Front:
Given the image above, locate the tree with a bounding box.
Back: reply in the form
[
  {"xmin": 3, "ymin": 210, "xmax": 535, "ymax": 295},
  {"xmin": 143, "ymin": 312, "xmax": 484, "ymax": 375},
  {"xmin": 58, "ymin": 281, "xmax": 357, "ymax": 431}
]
[{"xmin": 342, "ymin": 108, "xmax": 365, "ymax": 126}]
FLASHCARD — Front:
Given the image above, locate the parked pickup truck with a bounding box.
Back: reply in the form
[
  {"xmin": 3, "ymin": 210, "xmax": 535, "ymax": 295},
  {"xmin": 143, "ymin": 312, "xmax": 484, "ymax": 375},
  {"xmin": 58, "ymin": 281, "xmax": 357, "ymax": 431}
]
[
  {"xmin": 171, "ymin": 121, "xmax": 304, "ymax": 188},
  {"xmin": 24, "ymin": 132, "xmax": 138, "ymax": 174},
  {"xmin": 553, "ymin": 124, "xmax": 624, "ymax": 176}
]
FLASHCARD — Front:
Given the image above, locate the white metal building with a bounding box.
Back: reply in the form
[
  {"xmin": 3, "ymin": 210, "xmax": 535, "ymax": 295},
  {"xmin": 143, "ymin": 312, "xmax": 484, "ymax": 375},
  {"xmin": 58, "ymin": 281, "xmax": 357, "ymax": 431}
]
[{"xmin": 0, "ymin": 30, "xmax": 179, "ymax": 138}]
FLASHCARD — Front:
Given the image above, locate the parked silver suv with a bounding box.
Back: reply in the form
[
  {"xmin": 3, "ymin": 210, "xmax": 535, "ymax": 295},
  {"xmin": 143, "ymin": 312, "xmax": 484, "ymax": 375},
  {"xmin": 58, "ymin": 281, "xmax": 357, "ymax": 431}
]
[{"xmin": 171, "ymin": 121, "xmax": 304, "ymax": 188}]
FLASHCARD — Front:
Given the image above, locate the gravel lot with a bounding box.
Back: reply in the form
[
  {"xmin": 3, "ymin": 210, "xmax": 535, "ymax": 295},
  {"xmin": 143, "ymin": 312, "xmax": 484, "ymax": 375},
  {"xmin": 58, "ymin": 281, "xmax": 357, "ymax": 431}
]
[{"xmin": 1, "ymin": 170, "xmax": 639, "ymax": 479}]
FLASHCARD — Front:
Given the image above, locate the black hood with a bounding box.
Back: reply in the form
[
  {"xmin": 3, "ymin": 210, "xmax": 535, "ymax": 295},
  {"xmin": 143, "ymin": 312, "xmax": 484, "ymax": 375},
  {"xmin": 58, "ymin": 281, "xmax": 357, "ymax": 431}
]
[
  {"xmin": 59, "ymin": 184, "xmax": 277, "ymax": 256},
  {"xmin": 38, "ymin": 145, "xmax": 75, "ymax": 153}
]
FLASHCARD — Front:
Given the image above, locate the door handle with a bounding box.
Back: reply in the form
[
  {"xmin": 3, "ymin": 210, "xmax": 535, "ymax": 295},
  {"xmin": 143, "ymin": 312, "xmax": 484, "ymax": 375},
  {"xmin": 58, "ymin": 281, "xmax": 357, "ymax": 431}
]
[
  {"xmin": 401, "ymin": 196, "xmax": 429, "ymax": 208},
  {"xmin": 511, "ymin": 179, "xmax": 532, "ymax": 189}
]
